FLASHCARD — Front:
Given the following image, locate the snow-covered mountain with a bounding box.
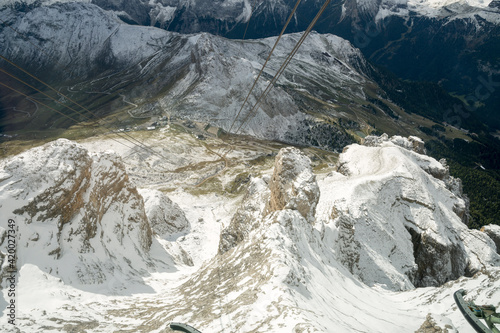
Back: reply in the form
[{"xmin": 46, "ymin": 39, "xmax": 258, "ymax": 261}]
[
  {"xmin": 2, "ymin": 0, "xmax": 497, "ymax": 28},
  {"xmin": 1, "ymin": 1, "xmax": 499, "ymax": 331},
  {"xmin": 1, "ymin": 134, "xmax": 499, "ymax": 331},
  {"xmin": 1, "ymin": 2, "xmax": 409, "ymax": 150},
  {"xmin": 341, "ymin": 0, "xmax": 499, "ymax": 21},
  {"xmin": 2, "ymin": 0, "xmax": 496, "ymax": 144},
  {"xmin": 0, "ymin": 139, "xmax": 194, "ymax": 293},
  {"xmin": 0, "ymin": 0, "xmax": 255, "ymax": 33},
  {"xmin": 4, "ymin": 0, "xmax": 493, "ymax": 123}
]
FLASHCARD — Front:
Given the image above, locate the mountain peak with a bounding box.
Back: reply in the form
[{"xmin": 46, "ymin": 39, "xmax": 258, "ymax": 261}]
[{"xmin": 0, "ymin": 139, "xmax": 177, "ymax": 291}]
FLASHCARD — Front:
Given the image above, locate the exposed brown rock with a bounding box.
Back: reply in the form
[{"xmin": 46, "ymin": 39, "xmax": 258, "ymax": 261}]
[
  {"xmin": 415, "ymin": 314, "xmax": 450, "ymax": 333},
  {"xmin": 267, "ymin": 147, "xmax": 319, "ymax": 223},
  {"xmin": 7, "ymin": 139, "xmax": 152, "ymax": 257}
]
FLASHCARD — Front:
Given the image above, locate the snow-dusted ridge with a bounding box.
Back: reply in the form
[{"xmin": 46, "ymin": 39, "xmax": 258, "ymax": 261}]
[
  {"xmin": 0, "ymin": 0, "xmax": 254, "ymax": 32},
  {"xmin": 320, "ymin": 135, "xmax": 499, "ymax": 289},
  {"xmin": 4, "ymin": 1, "xmax": 495, "ymax": 156},
  {"xmin": 1, "ymin": 135, "xmax": 499, "ymax": 331},
  {"xmin": 0, "ymin": 2, "xmax": 369, "ymax": 149},
  {"xmin": 2, "ymin": 0, "xmax": 497, "ymax": 25},
  {"xmin": 3, "ymin": 0, "xmax": 496, "ymax": 138},
  {"xmin": 0, "ymin": 139, "xmax": 192, "ymax": 294}
]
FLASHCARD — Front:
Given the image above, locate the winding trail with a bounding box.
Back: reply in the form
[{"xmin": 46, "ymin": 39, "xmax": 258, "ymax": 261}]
[{"xmin": 194, "ymin": 142, "xmax": 229, "ymax": 187}]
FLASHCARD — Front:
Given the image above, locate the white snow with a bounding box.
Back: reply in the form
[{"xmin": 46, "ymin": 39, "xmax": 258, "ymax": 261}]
[
  {"xmin": 0, "ymin": 0, "xmax": 91, "ymax": 8},
  {"xmin": 1, "ymin": 1, "xmax": 499, "ymax": 330},
  {"xmin": 1, "ymin": 135, "xmax": 499, "ymax": 332},
  {"xmin": 375, "ymin": 0, "xmax": 498, "ymax": 22},
  {"xmin": 148, "ymin": 1, "xmax": 177, "ymax": 27},
  {"xmin": 411, "ymin": 0, "xmax": 492, "ymax": 9}
]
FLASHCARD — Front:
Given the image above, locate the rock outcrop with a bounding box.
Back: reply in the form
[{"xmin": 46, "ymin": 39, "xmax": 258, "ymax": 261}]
[
  {"xmin": 219, "ymin": 177, "xmax": 270, "ymax": 254},
  {"xmin": 267, "ymin": 147, "xmax": 320, "ymax": 223},
  {"xmin": 0, "ymin": 139, "xmax": 165, "ymax": 288},
  {"xmin": 406, "ymin": 226, "xmax": 468, "ymax": 287},
  {"xmin": 482, "ymin": 224, "xmax": 500, "ymax": 254},
  {"xmin": 415, "ymin": 314, "xmax": 449, "ymax": 333},
  {"xmin": 2, "ymin": 140, "xmax": 152, "ymax": 253},
  {"xmin": 139, "ymin": 188, "xmax": 190, "ymax": 237},
  {"xmin": 219, "ymin": 147, "xmax": 320, "ymax": 254},
  {"xmin": 218, "ymin": 139, "xmax": 498, "ymax": 291},
  {"xmin": 363, "ymin": 134, "xmax": 426, "ymax": 154},
  {"xmin": 364, "ymin": 134, "xmax": 470, "ymax": 224},
  {"xmin": 322, "ymin": 135, "xmax": 500, "ymax": 290}
]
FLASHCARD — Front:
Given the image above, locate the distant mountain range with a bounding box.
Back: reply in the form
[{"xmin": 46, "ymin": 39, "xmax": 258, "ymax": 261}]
[
  {"xmin": 3, "ymin": 0, "xmax": 498, "ymax": 128},
  {"xmin": 0, "ymin": 2, "xmax": 471, "ymax": 145}
]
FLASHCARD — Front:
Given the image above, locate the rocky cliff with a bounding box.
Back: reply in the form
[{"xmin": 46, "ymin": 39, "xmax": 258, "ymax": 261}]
[
  {"xmin": 219, "ymin": 147, "xmax": 319, "ymax": 253},
  {"xmin": 0, "ymin": 139, "xmax": 189, "ymax": 291},
  {"xmin": 220, "ymin": 136, "xmax": 500, "ymax": 291},
  {"xmin": 323, "ymin": 134, "xmax": 499, "ymax": 289},
  {"xmin": 139, "ymin": 188, "xmax": 190, "ymax": 237}
]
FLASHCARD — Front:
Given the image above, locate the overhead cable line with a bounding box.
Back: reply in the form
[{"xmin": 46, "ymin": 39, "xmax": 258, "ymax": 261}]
[
  {"xmin": 0, "ymin": 68, "xmax": 99, "ymax": 126},
  {"xmin": 0, "ymin": 54, "xmax": 166, "ymax": 159},
  {"xmin": 0, "ymin": 82, "xmax": 83, "ymax": 125},
  {"xmin": 218, "ymin": 0, "xmax": 332, "ymax": 159},
  {"xmin": 233, "ymin": 0, "xmax": 332, "ymax": 137},
  {"xmin": 0, "ymin": 67, "xmax": 149, "ymax": 149},
  {"xmin": 0, "ymin": 56, "xmax": 96, "ymax": 120},
  {"xmin": 215, "ymin": 0, "xmax": 302, "ymax": 159},
  {"xmin": 0, "ymin": 81, "xmax": 138, "ymax": 151},
  {"xmin": 227, "ymin": 0, "xmax": 303, "ymax": 134},
  {"xmin": 0, "ymin": 64, "xmax": 165, "ymax": 159},
  {"xmin": 0, "ymin": 68, "xmax": 155, "ymax": 154},
  {"xmin": 0, "ymin": 19, "xmax": 167, "ymax": 158}
]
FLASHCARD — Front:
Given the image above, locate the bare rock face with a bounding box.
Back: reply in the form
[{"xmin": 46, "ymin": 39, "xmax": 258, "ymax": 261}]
[
  {"xmin": 364, "ymin": 134, "xmax": 426, "ymax": 154},
  {"xmin": 406, "ymin": 227, "xmax": 468, "ymax": 287},
  {"xmin": 267, "ymin": 147, "xmax": 320, "ymax": 223},
  {"xmin": 415, "ymin": 314, "xmax": 450, "ymax": 333},
  {"xmin": 219, "ymin": 147, "xmax": 319, "ymax": 254},
  {"xmin": 138, "ymin": 189, "xmax": 190, "ymax": 237},
  {"xmin": 482, "ymin": 224, "xmax": 500, "ymax": 254},
  {"xmin": 219, "ymin": 177, "xmax": 270, "ymax": 254},
  {"xmin": 0, "ymin": 139, "xmax": 154, "ymax": 285},
  {"xmin": 363, "ymin": 133, "xmax": 390, "ymax": 147},
  {"xmin": 335, "ymin": 214, "xmax": 361, "ymax": 275},
  {"xmin": 408, "ymin": 136, "xmax": 426, "ymax": 155}
]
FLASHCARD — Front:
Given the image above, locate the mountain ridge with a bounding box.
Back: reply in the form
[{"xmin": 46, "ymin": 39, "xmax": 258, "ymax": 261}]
[
  {"xmin": 1, "ymin": 134, "xmax": 499, "ymax": 331},
  {"xmin": 0, "ymin": 2, "xmax": 471, "ymax": 148}
]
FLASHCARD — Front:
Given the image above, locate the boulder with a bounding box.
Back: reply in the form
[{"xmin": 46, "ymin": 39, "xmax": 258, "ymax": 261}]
[
  {"xmin": 482, "ymin": 224, "xmax": 500, "ymax": 254},
  {"xmin": 139, "ymin": 189, "xmax": 190, "ymax": 237}
]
